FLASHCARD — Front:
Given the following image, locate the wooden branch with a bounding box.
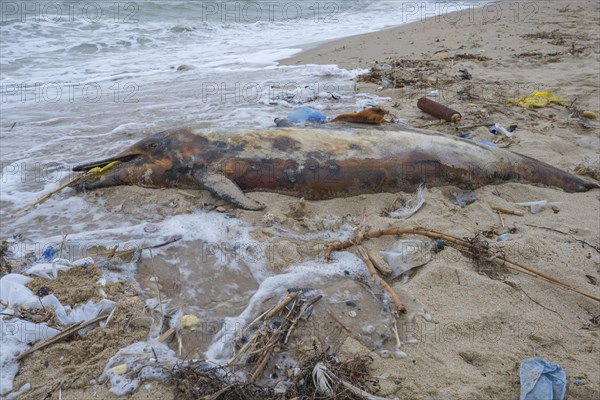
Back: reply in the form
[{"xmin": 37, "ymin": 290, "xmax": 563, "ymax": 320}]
[
  {"xmin": 367, "ymin": 249, "xmax": 393, "ymax": 276},
  {"xmin": 325, "ymin": 227, "xmax": 600, "ymax": 303},
  {"xmin": 13, "ymin": 175, "xmax": 82, "ymax": 217},
  {"xmin": 490, "ymin": 203, "xmax": 524, "ymax": 216},
  {"xmin": 16, "ymin": 314, "xmax": 108, "ymax": 361},
  {"xmin": 356, "ymin": 246, "xmax": 405, "ymax": 312},
  {"xmin": 158, "ymin": 327, "xmax": 176, "ymax": 343},
  {"xmin": 283, "ymin": 295, "xmax": 322, "ymax": 344}
]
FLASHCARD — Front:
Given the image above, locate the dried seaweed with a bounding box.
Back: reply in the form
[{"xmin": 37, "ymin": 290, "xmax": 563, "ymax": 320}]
[{"xmin": 169, "ymin": 347, "xmax": 380, "ymax": 400}]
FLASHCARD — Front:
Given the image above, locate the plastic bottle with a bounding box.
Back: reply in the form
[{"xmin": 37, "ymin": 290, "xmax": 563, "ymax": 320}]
[
  {"xmin": 381, "ymin": 239, "xmax": 443, "ymax": 280},
  {"xmin": 489, "ymin": 123, "xmax": 513, "ymax": 138}
]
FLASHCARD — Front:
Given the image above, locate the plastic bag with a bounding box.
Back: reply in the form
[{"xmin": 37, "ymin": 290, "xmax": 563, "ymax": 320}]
[
  {"xmin": 509, "ymin": 91, "xmax": 569, "ymax": 109},
  {"xmin": 520, "ymin": 358, "xmax": 566, "ymax": 400},
  {"xmin": 287, "ymin": 107, "xmax": 327, "ymax": 125}
]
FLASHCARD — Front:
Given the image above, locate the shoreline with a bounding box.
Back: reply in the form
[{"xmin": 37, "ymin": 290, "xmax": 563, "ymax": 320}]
[{"xmin": 279, "ymin": 0, "xmax": 502, "ymax": 69}]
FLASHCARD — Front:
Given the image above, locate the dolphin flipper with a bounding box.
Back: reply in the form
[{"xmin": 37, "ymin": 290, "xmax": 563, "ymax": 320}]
[{"xmin": 194, "ymin": 170, "xmax": 265, "ymax": 211}]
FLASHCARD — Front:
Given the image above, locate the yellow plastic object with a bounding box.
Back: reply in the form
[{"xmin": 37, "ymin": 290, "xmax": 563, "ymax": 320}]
[
  {"xmin": 111, "ymin": 364, "xmax": 128, "ymax": 374},
  {"xmin": 508, "ymin": 90, "xmax": 569, "ymax": 109},
  {"xmin": 181, "ymin": 314, "xmax": 201, "ymax": 329},
  {"xmin": 86, "ymin": 161, "xmax": 123, "ymax": 176},
  {"xmin": 582, "ymin": 111, "xmax": 597, "ymax": 120}
]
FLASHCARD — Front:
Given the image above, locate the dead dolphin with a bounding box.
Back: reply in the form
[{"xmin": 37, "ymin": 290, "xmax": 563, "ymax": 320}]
[{"xmin": 72, "ymin": 127, "xmax": 598, "ymax": 210}]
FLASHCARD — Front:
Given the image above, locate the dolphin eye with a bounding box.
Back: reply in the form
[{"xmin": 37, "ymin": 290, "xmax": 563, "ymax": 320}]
[{"xmin": 147, "ymin": 142, "xmax": 158, "ymax": 149}]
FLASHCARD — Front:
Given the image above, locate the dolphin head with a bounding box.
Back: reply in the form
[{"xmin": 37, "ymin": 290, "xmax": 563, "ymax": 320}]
[{"xmin": 71, "ymin": 129, "xmax": 200, "ymax": 191}]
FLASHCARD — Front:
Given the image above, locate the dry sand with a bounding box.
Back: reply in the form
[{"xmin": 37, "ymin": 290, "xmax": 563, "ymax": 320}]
[{"xmin": 6, "ymin": 1, "xmax": 599, "ymax": 399}]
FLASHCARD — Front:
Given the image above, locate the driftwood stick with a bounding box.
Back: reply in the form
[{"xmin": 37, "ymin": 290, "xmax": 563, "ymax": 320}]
[
  {"xmin": 283, "ymin": 295, "xmax": 322, "ymax": 344},
  {"xmin": 502, "ymin": 255, "xmax": 600, "ymax": 301},
  {"xmin": 158, "ymin": 327, "xmax": 177, "ymax": 343},
  {"xmin": 497, "ymin": 210, "xmax": 505, "ymax": 227},
  {"xmin": 325, "ymin": 227, "xmax": 469, "ymax": 258},
  {"xmin": 326, "ymin": 227, "xmax": 600, "ymax": 303},
  {"xmin": 248, "ymin": 336, "xmax": 278, "ymax": 381},
  {"xmin": 367, "ymin": 249, "xmax": 393, "ymax": 276},
  {"xmin": 13, "ymin": 175, "xmax": 82, "ymax": 217},
  {"xmin": 356, "ymin": 246, "xmax": 405, "ymax": 312},
  {"xmin": 17, "ymin": 314, "xmax": 108, "ymax": 360},
  {"xmin": 491, "ymin": 203, "xmax": 524, "ymax": 216},
  {"xmin": 265, "ymin": 292, "xmax": 300, "ymax": 319}
]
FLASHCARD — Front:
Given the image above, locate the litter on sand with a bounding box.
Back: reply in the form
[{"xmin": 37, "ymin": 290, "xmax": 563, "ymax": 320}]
[
  {"xmin": 515, "ymin": 200, "xmax": 561, "ymax": 214},
  {"xmin": 453, "ymin": 191, "xmax": 478, "ymax": 208},
  {"xmin": 519, "ymin": 358, "xmax": 566, "ymax": 400},
  {"xmin": 380, "ymin": 240, "xmax": 438, "ymax": 280},
  {"xmin": 387, "ymin": 184, "xmax": 425, "ymax": 219},
  {"xmin": 508, "ymin": 90, "xmax": 569, "ymax": 109}
]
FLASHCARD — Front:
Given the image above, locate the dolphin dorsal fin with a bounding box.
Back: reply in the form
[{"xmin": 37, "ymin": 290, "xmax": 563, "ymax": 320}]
[{"xmin": 193, "ymin": 170, "xmax": 265, "ymax": 211}]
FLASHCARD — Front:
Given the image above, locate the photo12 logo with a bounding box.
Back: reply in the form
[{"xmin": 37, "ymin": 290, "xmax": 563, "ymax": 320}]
[
  {"xmin": 399, "ymin": 1, "xmax": 540, "ymax": 24},
  {"xmin": 200, "ymin": 81, "xmax": 340, "ymax": 104},
  {"xmin": 1, "ymin": 81, "xmax": 139, "ymax": 104},
  {"xmin": 0, "ymin": 2, "xmax": 139, "ymax": 23},
  {"xmin": 199, "ymin": 1, "xmax": 340, "ymax": 23}
]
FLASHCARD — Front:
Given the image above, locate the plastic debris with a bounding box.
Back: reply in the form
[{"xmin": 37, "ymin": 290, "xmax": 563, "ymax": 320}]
[
  {"xmin": 111, "ymin": 364, "xmax": 128, "ymax": 374},
  {"xmin": 388, "ymin": 184, "xmax": 425, "ymax": 219},
  {"xmin": 100, "ymin": 341, "xmax": 179, "ymax": 395},
  {"xmin": 312, "ymin": 362, "xmax": 396, "ymax": 400},
  {"xmin": 453, "ymin": 192, "xmax": 477, "ymax": 208},
  {"xmin": 582, "ymin": 110, "xmax": 597, "ymax": 120},
  {"xmin": 331, "ymin": 107, "xmax": 386, "ymax": 124},
  {"xmin": 381, "ymin": 240, "xmax": 436, "ymax": 280},
  {"xmin": 497, "ymin": 233, "xmax": 510, "ymax": 242},
  {"xmin": 26, "ymin": 257, "xmax": 93, "ymax": 280},
  {"xmin": 459, "ymin": 68, "xmax": 472, "ymax": 80},
  {"xmin": 489, "ymin": 123, "xmax": 513, "ymax": 138},
  {"xmin": 417, "ymin": 97, "xmax": 461, "ymax": 122},
  {"xmin": 515, "ymin": 200, "xmax": 561, "ymax": 214},
  {"xmin": 274, "ymin": 117, "xmax": 294, "ymax": 127},
  {"xmin": 286, "ymin": 107, "xmax": 327, "ymax": 125},
  {"xmin": 26, "ymin": 262, "xmax": 71, "ymax": 280},
  {"xmin": 4, "ymin": 383, "xmax": 31, "ymax": 400},
  {"xmin": 459, "ymin": 131, "xmax": 474, "ymax": 139},
  {"xmin": 51, "ymin": 298, "xmax": 116, "ymax": 326},
  {"xmin": 0, "ymin": 274, "xmax": 38, "ymax": 309},
  {"xmin": 181, "ymin": 314, "xmax": 200, "ymax": 329},
  {"xmin": 508, "ymin": 90, "xmax": 569, "ymax": 109},
  {"xmin": 0, "ymin": 313, "xmax": 60, "ymax": 395},
  {"xmin": 42, "ymin": 247, "xmax": 56, "ymax": 260},
  {"xmin": 0, "ymin": 271, "xmax": 115, "ymax": 395},
  {"xmin": 519, "ymin": 358, "xmax": 566, "ymax": 400},
  {"xmin": 576, "ymin": 137, "xmax": 600, "ymax": 150}
]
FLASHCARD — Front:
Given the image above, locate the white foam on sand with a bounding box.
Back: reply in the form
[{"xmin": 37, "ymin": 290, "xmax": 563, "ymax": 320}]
[
  {"xmin": 204, "ymin": 251, "xmax": 368, "ymax": 363},
  {"xmin": 99, "ymin": 341, "xmax": 178, "ymax": 396},
  {"xmin": 0, "ymin": 266, "xmax": 116, "ymax": 396}
]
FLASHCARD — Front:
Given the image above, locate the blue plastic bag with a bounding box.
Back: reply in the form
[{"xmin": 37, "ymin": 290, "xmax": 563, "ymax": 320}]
[
  {"xmin": 286, "ymin": 107, "xmax": 327, "ymax": 125},
  {"xmin": 520, "ymin": 358, "xmax": 566, "ymax": 400},
  {"xmin": 42, "ymin": 246, "xmax": 56, "ymax": 260}
]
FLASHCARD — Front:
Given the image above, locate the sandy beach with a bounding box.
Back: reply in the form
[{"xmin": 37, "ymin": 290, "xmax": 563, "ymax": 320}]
[
  {"xmin": 280, "ymin": 1, "xmax": 600, "ymax": 398},
  {"xmin": 4, "ymin": 1, "xmax": 599, "ymax": 399}
]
